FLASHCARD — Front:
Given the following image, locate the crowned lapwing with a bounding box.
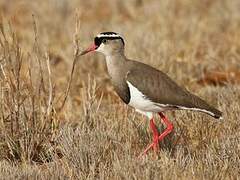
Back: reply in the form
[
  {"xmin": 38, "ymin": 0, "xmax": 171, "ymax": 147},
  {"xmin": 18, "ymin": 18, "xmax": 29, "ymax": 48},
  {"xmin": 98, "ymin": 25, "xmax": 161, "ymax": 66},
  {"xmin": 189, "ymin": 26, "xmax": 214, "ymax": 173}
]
[{"xmin": 80, "ymin": 32, "xmax": 222, "ymax": 157}]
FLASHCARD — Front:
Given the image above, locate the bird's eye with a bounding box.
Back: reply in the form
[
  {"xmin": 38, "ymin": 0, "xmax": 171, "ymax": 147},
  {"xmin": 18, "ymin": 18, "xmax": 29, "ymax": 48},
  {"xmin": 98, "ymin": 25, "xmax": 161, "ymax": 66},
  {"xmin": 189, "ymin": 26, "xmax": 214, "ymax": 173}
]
[{"xmin": 102, "ymin": 39, "xmax": 107, "ymax": 44}]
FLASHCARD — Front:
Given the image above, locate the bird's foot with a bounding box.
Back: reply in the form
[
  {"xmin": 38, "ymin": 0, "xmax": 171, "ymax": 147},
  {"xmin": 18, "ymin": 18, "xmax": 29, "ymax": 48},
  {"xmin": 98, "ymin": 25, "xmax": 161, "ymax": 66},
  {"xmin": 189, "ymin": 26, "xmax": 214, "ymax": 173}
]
[
  {"xmin": 138, "ymin": 113, "xmax": 173, "ymax": 159},
  {"xmin": 138, "ymin": 138, "xmax": 159, "ymax": 158},
  {"xmin": 138, "ymin": 119, "xmax": 159, "ymax": 158},
  {"xmin": 153, "ymin": 136, "xmax": 159, "ymax": 152}
]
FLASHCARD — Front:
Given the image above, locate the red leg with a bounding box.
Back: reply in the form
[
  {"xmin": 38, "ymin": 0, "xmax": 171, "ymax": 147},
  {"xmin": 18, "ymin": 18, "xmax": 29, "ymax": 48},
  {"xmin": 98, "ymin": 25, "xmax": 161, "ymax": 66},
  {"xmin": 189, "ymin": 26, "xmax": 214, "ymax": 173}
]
[
  {"xmin": 139, "ymin": 112, "xmax": 174, "ymax": 158},
  {"xmin": 157, "ymin": 112, "xmax": 174, "ymax": 141}
]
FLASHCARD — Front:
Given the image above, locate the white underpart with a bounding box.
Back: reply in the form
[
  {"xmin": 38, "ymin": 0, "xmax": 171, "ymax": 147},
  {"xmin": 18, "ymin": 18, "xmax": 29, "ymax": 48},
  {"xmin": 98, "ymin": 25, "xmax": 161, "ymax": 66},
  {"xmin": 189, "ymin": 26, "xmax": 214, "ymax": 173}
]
[
  {"xmin": 127, "ymin": 81, "xmax": 166, "ymax": 119},
  {"xmin": 127, "ymin": 81, "xmax": 222, "ymax": 119},
  {"xmin": 136, "ymin": 109, "xmax": 153, "ymax": 119}
]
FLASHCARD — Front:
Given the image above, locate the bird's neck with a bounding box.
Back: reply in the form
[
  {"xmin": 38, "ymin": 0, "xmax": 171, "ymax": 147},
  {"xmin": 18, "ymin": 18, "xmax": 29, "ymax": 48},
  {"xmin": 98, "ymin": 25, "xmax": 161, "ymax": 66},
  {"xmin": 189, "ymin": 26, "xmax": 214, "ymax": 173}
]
[{"xmin": 105, "ymin": 52, "xmax": 127, "ymax": 79}]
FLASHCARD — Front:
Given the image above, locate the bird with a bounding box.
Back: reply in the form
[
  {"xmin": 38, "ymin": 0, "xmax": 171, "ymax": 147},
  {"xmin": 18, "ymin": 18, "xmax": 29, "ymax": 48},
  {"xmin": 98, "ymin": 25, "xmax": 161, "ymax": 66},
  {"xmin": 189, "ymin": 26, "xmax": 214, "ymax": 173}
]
[{"xmin": 80, "ymin": 32, "xmax": 223, "ymax": 157}]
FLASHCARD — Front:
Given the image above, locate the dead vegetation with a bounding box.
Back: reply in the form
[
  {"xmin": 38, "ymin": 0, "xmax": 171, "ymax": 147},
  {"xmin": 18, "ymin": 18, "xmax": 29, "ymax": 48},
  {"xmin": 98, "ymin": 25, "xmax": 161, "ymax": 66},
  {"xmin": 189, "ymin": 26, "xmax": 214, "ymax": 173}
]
[{"xmin": 0, "ymin": 0, "xmax": 239, "ymax": 179}]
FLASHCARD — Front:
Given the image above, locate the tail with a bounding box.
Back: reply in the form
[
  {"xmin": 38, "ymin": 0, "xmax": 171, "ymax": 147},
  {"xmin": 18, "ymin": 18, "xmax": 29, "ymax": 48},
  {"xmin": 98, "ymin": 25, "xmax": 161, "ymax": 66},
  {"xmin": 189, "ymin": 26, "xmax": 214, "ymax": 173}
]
[
  {"xmin": 178, "ymin": 105, "xmax": 223, "ymax": 120},
  {"xmin": 180, "ymin": 94, "xmax": 223, "ymax": 120},
  {"xmin": 194, "ymin": 106, "xmax": 223, "ymax": 120}
]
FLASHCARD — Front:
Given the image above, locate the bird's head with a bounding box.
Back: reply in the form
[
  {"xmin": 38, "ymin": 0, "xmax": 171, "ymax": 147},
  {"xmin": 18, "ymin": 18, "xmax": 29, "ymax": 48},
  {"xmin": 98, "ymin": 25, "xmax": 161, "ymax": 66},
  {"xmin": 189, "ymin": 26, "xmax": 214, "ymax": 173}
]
[{"xmin": 81, "ymin": 32, "xmax": 125, "ymax": 56}]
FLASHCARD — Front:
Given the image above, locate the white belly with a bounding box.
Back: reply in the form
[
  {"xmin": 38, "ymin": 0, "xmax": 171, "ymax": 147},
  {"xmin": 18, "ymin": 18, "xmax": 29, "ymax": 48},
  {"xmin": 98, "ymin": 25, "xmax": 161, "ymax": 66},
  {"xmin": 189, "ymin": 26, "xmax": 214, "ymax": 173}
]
[{"xmin": 127, "ymin": 81, "xmax": 166, "ymax": 112}]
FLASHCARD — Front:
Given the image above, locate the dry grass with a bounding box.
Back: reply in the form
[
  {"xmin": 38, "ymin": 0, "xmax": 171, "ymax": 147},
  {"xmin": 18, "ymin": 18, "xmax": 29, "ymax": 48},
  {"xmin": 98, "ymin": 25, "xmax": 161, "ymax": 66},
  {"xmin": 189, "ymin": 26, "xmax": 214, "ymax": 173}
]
[{"xmin": 0, "ymin": 0, "xmax": 240, "ymax": 179}]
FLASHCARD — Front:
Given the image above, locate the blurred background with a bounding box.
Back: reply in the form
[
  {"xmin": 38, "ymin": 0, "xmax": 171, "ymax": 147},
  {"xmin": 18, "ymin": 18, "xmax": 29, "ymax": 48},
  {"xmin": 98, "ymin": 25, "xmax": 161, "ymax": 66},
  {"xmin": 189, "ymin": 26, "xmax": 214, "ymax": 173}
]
[
  {"xmin": 0, "ymin": 0, "xmax": 239, "ymax": 179},
  {"xmin": 1, "ymin": 0, "xmax": 240, "ymax": 88}
]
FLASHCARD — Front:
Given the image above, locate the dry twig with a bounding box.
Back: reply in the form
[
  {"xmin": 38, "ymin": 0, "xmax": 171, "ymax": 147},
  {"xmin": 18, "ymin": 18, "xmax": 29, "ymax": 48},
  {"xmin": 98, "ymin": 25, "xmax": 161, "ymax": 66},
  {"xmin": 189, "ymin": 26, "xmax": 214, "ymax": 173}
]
[
  {"xmin": 59, "ymin": 12, "xmax": 81, "ymax": 111},
  {"xmin": 45, "ymin": 52, "xmax": 53, "ymax": 116}
]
